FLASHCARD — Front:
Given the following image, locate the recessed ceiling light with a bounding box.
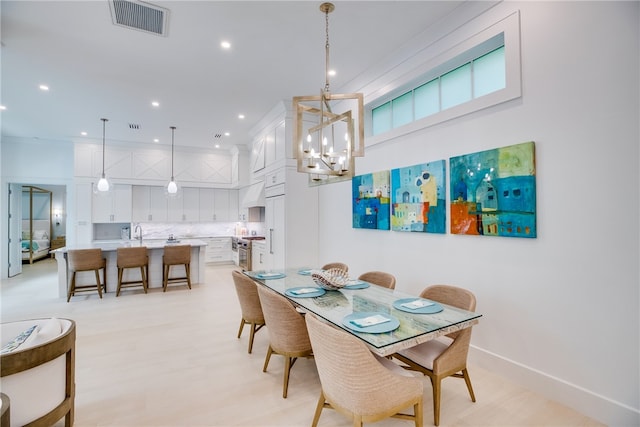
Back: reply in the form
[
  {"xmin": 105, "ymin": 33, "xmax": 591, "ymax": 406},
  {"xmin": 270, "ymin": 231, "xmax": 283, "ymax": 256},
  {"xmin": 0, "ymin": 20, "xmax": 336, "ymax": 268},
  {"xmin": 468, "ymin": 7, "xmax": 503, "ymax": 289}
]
[
  {"xmin": 81, "ymin": 131, "xmax": 87, "ymax": 136},
  {"xmin": 39, "ymin": 84, "xmax": 49, "ymax": 91},
  {"xmin": 214, "ymin": 144, "xmax": 220, "ymax": 149},
  {"xmin": 0, "ymin": 105, "xmax": 6, "ymax": 111},
  {"xmin": 328, "ymin": 69, "xmax": 336, "ymax": 77},
  {"xmin": 151, "ymin": 101, "xmax": 160, "ymax": 107},
  {"xmin": 221, "ymin": 41, "xmax": 231, "ymax": 49},
  {"xmin": 153, "ymin": 138, "xmax": 159, "ymax": 143},
  {"xmin": 238, "ymin": 114, "xmax": 245, "ymax": 119},
  {"xmin": 224, "ymin": 132, "xmax": 230, "ymax": 136}
]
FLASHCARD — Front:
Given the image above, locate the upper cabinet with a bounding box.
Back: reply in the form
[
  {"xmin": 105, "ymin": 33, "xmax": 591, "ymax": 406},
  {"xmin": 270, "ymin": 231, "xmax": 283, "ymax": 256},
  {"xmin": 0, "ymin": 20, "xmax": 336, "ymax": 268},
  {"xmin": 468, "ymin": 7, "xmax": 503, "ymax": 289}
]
[
  {"xmin": 168, "ymin": 187, "xmax": 200, "ymax": 222},
  {"xmin": 92, "ymin": 184, "xmax": 132, "ymax": 223},
  {"xmin": 132, "ymin": 186, "xmax": 167, "ymax": 223},
  {"xmin": 199, "ymin": 188, "xmax": 237, "ymax": 222},
  {"xmin": 252, "ymin": 137, "xmax": 266, "ymax": 172}
]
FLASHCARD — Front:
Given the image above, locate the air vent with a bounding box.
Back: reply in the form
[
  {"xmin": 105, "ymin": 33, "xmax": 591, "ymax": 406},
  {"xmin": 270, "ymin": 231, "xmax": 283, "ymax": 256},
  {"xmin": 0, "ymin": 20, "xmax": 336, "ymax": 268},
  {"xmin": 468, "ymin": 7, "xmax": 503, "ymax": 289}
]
[
  {"xmin": 214, "ymin": 133, "xmax": 223, "ymax": 139},
  {"xmin": 129, "ymin": 123, "xmax": 140, "ymax": 130},
  {"xmin": 109, "ymin": 1, "xmax": 169, "ymax": 37}
]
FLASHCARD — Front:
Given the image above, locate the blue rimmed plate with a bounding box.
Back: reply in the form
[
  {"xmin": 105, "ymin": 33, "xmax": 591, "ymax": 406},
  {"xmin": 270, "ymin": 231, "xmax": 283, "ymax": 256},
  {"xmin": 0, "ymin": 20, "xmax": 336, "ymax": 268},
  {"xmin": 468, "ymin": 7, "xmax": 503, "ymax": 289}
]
[
  {"xmin": 297, "ymin": 269, "xmax": 314, "ymax": 275},
  {"xmin": 393, "ymin": 298, "xmax": 444, "ymax": 314},
  {"xmin": 342, "ymin": 312, "xmax": 400, "ymax": 334},
  {"xmin": 255, "ymin": 272, "xmax": 286, "ymax": 280},
  {"xmin": 285, "ymin": 287, "xmax": 326, "ymax": 298},
  {"xmin": 343, "ymin": 280, "xmax": 370, "ymax": 290}
]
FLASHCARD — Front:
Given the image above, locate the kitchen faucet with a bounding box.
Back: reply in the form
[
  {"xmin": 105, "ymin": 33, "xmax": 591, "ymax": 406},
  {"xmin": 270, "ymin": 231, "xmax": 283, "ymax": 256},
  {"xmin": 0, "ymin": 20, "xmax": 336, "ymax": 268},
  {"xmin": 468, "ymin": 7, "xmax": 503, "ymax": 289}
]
[{"xmin": 134, "ymin": 224, "xmax": 143, "ymax": 241}]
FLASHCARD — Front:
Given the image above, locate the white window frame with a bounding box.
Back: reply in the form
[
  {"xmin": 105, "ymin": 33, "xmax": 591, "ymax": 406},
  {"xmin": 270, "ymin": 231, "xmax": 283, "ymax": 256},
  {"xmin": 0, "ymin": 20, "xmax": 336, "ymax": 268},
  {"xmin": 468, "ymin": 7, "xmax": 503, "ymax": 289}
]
[{"xmin": 366, "ymin": 10, "xmax": 521, "ymax": 145}]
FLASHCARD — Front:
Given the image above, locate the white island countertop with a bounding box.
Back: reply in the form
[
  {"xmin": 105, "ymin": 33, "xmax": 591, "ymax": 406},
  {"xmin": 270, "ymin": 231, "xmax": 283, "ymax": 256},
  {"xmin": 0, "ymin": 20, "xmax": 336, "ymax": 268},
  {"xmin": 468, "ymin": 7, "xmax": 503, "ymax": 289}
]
[{"xmin": 52, "ymin": 238, "xmax": 208, "ymax": 253}]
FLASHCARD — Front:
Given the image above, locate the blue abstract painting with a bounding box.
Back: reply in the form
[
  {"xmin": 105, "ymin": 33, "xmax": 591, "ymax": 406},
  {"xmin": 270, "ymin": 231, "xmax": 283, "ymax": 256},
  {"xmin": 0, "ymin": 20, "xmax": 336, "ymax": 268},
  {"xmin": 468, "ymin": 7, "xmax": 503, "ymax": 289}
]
[
  {"xmin": 390, "ymin": 160, "xmax": 446, "ymax": 233},
  {"xmin": 449, "ymin": 141, "xmax": 536, "ymax": 238},
  {"xmin": 352, "ymin": 171, "xmax": 390, "ymax": 230}
]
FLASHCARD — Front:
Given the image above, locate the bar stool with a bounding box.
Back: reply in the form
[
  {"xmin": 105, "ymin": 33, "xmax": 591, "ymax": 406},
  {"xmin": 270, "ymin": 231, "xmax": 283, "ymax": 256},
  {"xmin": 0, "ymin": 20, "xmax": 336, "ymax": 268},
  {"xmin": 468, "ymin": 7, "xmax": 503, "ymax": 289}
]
[
  {"xmin": 116, "ymin": 246, "xmax": 149, "ymax": 296},
  {"xmin": 162, "ymin": 245, "xmax": 191, "ymax": 292},
  {"xmin": 67, "ymin": 248, "xmax": 106, "ymax": 302}
]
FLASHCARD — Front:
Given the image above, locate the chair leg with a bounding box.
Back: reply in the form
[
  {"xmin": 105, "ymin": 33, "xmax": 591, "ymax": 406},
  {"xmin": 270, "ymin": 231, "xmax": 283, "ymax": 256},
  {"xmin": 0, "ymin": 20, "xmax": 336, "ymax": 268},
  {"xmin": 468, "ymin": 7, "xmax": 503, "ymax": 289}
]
[
  {"xmin": 414, "ymin": 400, "xmax": 423, "ymax": 427},
  {"xmin": 263, "ymin": 346, "xmax": 274, "ymax": 373},
  {"xmin": 283, "ymin": 356, "xmax": 292, "ymax": 398},
  {"xmin": 462, "ymin": 368, "xmax": 476, "ymax": 402},
  {"xmin": 248, "ymin": 322, "xmax": 256, "ymax": 354},
  {"xmin": 163, "ymin": 265, "xmax": 169, "ymax": 292},
  {"xmin": 95, "ymin": 270, "xmax": 103, "ymax": 299},
  {"xmin": 102, "ymin": 265, "xmax": 107, "ymax": 294},
  {"xmin": 185, "ymin": 263, "xmax": 191, "ymax": 289},
  {"xmin": 237, "ymin": 319, "xmax": 246, "ymax": 339},
  {"xmin": 352, "ymin": 415, "xmax": 363, "ymax": 427},
  {"xmin": 311, "ymin": 392, "xmax": 325, "ymax": 427},
  {"xmin": 116, "ymin": 267, "xmax": 123, "ymax": 297},
  {"xmin": 140, "ymin": 265, "xmax": 148, "ymax": 293},
  {"xmin": 67, "ymin": 272, "xmax": 76, "ymax": 302},
  {"xmin": 432, "ymin": 376, "xmax": 441, "ymax": 426}
]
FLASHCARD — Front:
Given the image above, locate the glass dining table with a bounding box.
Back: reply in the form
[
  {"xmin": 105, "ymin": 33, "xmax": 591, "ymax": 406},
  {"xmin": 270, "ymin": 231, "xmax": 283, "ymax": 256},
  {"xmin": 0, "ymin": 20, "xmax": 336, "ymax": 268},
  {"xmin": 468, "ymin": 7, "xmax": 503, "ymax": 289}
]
[{"xmin": 244, "ymin": 268, "xmax": 482, "ymax": 357}]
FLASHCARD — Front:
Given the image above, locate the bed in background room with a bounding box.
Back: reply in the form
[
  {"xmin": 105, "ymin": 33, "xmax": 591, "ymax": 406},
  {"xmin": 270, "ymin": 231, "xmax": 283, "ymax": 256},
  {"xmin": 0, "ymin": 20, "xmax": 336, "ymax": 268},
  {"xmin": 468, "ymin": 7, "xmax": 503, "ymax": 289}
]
[{"xmin": 22, "ymin": 219, "xmax": 51, "ymax": 263}]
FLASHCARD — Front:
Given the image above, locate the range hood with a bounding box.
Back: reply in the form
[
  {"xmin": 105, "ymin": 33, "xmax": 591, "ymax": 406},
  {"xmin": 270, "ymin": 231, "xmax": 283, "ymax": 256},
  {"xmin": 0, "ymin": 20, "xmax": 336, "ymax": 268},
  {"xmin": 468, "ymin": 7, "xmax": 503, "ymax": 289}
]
[{"xmin": 242, "ymin": 181, "xmax": 265, "ymax": 208}]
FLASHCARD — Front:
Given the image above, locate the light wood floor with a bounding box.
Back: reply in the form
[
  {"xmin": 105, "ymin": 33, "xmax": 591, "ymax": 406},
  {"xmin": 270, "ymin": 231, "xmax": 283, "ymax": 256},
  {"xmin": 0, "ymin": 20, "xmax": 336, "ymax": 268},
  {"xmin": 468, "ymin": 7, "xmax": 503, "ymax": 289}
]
[{"xmin": 1, "ymin": 259, "xmax": 604, "ymax": 427}]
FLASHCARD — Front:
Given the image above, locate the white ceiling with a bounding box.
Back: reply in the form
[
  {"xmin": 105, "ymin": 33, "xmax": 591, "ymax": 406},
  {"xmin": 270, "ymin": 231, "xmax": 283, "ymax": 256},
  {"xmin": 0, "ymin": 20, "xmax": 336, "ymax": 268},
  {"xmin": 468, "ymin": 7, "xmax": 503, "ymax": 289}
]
[{"xmin": 1, "ymin": 0, "xmax": 468, "ymax": 152}]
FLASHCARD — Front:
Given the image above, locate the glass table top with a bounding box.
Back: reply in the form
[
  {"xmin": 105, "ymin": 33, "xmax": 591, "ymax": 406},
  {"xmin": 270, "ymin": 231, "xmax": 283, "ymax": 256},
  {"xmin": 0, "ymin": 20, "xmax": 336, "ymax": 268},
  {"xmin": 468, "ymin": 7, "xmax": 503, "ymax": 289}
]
[{"xmin": 245, "ymin": 268, "xmax": 482, "ymax": 356}]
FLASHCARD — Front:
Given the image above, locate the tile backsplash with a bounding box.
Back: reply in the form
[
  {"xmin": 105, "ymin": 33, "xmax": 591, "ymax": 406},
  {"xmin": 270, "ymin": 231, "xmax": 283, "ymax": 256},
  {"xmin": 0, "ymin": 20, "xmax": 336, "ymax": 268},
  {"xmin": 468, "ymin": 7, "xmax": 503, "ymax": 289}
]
[{"xmin": 94, "ymin": 221, "xmax": 265, "ymax": 240}]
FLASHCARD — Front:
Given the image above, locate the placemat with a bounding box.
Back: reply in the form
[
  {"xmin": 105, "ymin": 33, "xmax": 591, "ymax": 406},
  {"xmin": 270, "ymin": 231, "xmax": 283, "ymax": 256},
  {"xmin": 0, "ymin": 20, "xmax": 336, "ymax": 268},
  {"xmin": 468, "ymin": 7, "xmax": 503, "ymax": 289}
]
[
  {"xmin": 393, "ymin": 298, "xmax": 443, "ymax": 314},
  {"xmin": 285, "ymin": 287, "xmax": 326, "ymax": 298},
  {"xmin": 342, "ymin": 312, "xmax": 400, "ymax": 334},
  {"xmin": 343, "ymin": 280, "xmax": 370, "ymax": 290}
]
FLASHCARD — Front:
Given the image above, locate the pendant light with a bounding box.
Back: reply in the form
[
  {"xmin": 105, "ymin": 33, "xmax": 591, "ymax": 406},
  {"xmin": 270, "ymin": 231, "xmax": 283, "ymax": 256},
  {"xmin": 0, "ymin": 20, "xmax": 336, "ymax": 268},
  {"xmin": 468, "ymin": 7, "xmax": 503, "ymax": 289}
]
[
  {"xmin": 95, "ymin": 118, "xmax": 111, "ymax": 193},
  {"xmin": 166, "ymin": 126, "xmax": 179, "ymax": 196}
]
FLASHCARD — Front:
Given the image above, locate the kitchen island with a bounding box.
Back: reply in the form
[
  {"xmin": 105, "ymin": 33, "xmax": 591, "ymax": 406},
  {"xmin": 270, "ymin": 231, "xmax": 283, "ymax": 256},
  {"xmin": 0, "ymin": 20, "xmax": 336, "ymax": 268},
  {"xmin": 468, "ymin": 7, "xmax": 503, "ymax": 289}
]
[{"xmin": 52, "ymin": 239, "xmax": 207, "ymax": 299}]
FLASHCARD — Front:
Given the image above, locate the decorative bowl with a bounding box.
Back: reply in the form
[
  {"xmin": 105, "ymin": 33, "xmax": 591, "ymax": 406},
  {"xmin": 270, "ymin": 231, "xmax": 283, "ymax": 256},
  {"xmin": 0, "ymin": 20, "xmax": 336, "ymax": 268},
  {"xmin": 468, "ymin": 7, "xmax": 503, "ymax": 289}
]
[{"xmin": 312, "ymin": 268, "xmax": 351, "ymax": 290}]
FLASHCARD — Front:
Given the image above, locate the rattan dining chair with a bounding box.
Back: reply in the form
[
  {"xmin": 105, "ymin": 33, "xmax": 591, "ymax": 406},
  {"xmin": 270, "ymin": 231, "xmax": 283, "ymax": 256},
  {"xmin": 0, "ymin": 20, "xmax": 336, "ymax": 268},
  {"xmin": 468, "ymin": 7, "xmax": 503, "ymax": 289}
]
[
  {"xmin": 305, "ymin": 314, "xmax": 423, "ymax": 427},
  {"xmin": 358, "ymin": 271, "xmax": 396, "ymax": 290},
  {"xmin": 393, "ymin": 284, "xmax": 477, "ymax": 426},
  {"xmin": 231, "ymin": 270, "xmax": 265, "ymax": 354},
  {"xmin": 321, "ymin": 262, "xmax": 348, "ymax": 272},
  {"xmin": 256, "ymin": 285, "xmax": 313, "ymax": 398}
]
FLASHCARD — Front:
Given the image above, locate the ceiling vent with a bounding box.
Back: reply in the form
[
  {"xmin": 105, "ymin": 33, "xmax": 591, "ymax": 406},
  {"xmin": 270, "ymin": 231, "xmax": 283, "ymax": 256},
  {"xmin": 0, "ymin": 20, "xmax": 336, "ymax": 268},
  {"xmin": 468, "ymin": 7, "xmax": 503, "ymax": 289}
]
[
  {"xmin": 128, "ymin": 123, "xmax": 141, "ymax": 130},
  {"xmin": 109, "ymin": 1, "xmax": 169, "ymax": 37}
]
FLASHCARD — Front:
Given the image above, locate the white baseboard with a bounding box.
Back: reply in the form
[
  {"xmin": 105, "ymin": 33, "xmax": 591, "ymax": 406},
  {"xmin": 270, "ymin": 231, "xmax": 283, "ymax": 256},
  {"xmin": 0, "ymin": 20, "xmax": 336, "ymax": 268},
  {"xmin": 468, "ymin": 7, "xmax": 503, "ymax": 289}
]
[{"xmin": 469, "ymin": 346, "xmax": 639, "ymax": 427}]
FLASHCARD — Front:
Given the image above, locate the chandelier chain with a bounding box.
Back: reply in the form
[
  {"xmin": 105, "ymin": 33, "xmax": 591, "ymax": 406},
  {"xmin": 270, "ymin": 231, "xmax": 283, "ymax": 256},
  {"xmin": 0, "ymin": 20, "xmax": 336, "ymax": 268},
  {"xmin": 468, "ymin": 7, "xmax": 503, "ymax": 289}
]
[
  {"xmin": 324, "ymin": 6, "xmax": 330, "ymax": 93},
  {"xmin": 101, "ymin": 118, "xmax": 108, "ymax": 177}
]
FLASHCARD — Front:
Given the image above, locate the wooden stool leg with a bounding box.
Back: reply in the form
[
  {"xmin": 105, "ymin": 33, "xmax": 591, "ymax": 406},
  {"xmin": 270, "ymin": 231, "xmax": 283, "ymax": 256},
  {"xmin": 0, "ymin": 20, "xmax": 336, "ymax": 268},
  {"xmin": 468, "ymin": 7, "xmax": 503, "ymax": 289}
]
[
  {"xmin": 140, "ymin": 265, "xmax": 148, "ymax": 293},
  {"xmin": 185, "ymin": 263, "xmax": 191, "ymax": 289},
  {"xmin": 95, "ymin": 270, "xmax": 103, "ymax": 299},
  {"xmin": 117, "ymin": 267, "xmax": 123, "ymax": 297},
  {"xmin": 67, "ymin": 272, "xmax": 76, "ymax": 302},
  {"xmin": 163, "ymin": 265, "xmax": 169, "ymax": 292}
]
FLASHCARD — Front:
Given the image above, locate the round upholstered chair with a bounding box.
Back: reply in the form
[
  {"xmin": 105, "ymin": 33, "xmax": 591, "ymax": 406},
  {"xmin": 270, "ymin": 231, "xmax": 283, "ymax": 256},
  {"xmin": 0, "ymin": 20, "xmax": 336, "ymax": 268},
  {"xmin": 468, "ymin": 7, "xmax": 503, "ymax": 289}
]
[{"xmin": 1, "ymin": 318, "xmax": 76, "ymax": 427}]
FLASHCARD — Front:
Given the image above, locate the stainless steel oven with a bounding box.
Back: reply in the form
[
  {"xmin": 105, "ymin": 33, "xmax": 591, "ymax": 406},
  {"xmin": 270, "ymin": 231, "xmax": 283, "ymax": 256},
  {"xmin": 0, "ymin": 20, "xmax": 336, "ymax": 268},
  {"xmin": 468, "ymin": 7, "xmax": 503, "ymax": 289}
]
[
  {"xmin": 231, "ymin": 237, "xmax": 240, "ymax": 266},
  {"xmin": 238, "ymin": 239, "xmax": 250, "ymax": 270}
]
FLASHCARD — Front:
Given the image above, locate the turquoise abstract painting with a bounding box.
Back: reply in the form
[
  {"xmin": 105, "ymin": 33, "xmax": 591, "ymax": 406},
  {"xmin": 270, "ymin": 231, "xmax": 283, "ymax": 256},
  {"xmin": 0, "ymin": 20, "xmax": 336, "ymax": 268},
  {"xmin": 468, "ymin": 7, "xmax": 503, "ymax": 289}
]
[{"xmin": 390, "ymin": 161, "xmax": 446, "ymax": 233}]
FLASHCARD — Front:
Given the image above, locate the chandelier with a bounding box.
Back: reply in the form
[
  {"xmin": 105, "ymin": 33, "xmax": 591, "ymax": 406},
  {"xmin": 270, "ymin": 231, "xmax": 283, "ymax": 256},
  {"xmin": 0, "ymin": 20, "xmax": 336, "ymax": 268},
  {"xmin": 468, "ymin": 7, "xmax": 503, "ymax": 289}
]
[{"xmin": 294, "ymin": 2, "xmax": 364, "ymax": 182}]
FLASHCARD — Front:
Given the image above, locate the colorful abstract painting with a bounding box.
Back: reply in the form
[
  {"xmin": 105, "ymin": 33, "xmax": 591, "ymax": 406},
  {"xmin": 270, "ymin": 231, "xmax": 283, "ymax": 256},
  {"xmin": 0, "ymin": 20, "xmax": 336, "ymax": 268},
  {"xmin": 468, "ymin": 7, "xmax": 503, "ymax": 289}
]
[
  {"xmin": 352, "ymin": 171, "xmax": 390, "ymax": 230},
  {"xmin": 449, "ymin": 141, "xmax": 536, "ymax": 238},
  {"xmin": 390, "ymin": 160, "xmax": 446, "ymax": 233}
]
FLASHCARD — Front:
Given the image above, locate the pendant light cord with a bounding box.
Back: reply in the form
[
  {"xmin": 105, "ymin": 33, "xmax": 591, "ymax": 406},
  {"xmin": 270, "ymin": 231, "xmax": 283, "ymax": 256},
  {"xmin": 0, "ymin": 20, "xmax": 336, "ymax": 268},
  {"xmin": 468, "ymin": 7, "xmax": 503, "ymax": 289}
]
[
  {"xmin": 324, "ymin": 7, "xmax": 330, "ymax": 93},
  {"xmin": 170, "ymin": 126, "xmax": 176, "ymax": 180},
  {"xmin": 101, "ymin": 118, "xmax": 108, "ymax": 177}
]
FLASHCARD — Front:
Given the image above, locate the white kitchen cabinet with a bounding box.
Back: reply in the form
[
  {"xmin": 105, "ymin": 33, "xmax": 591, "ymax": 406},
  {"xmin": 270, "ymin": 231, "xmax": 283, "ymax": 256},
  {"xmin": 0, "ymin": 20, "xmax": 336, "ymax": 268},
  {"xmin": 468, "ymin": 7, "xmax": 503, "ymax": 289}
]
[
  {"xmin": 251, "ymin": 240, "xmax": 266, "ymax": 270},
  {"xmin": 204, "ymin": 237, "xmax": 232, "ymax": 264},
  {"xmin": 132, "ymin": 186, "xmax": 167, "ymax": 222},
  {"xmin": 265, "ymin": 195, "xmax": 285, "ymax": 270},
  {"xmin": 199, "ymin": 188, "xmax": 235, "ymax": 222},
  {"xmin": 92, "ymin": 184, "xmax": 132, "ymax": 223},
  {"xmin": 168, "ymin": 187, "xmax": 199, "ymax": 222}
]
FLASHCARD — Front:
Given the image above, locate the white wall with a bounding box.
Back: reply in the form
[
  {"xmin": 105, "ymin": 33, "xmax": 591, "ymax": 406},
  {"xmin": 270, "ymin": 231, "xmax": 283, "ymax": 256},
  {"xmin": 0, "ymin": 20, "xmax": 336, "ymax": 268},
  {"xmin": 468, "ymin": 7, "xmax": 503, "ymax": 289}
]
[{"xmin": 316, "ymin": 2, "xmax": 639, "ymax": 425}]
